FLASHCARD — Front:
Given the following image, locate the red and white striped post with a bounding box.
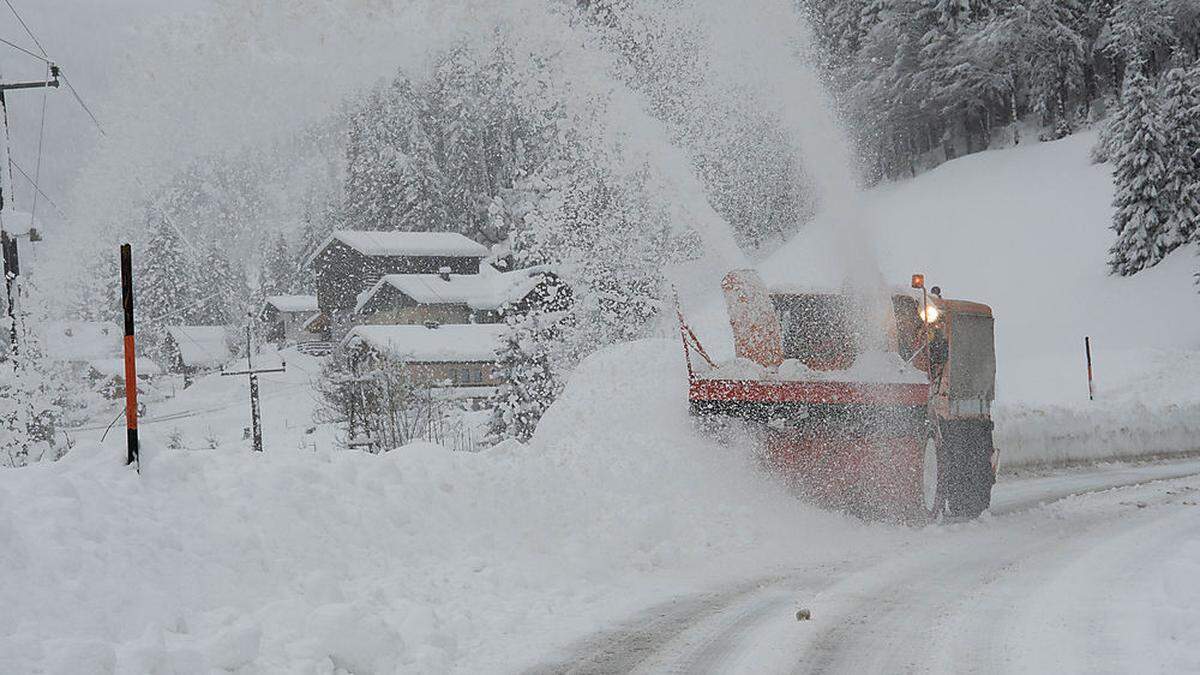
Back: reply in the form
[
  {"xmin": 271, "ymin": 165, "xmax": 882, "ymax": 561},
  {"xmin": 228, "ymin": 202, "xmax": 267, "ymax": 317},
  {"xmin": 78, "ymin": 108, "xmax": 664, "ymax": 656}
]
[
  {"xmin": 120, "ymin": 244, "xmax": 139, "ymax": 469},
  {"xmin": 1084, "ymin": 336, "xmax": 1094, "ymax": 401}
]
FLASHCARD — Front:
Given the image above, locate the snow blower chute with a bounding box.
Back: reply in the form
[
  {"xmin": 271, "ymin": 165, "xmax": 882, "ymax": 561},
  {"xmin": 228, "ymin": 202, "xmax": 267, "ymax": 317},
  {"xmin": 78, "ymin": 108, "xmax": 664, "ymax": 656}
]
[{"xmin": 679, "ymin": 270, "xmax": 997, "ymax": 521}]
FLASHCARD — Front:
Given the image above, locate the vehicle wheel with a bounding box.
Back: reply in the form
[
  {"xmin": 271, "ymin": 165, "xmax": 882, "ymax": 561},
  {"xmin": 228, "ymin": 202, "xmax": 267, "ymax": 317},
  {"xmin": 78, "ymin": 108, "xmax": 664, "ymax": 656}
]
[{"xmin": 937, "ymin": 419, "xmax": 995, "ymax": 519}]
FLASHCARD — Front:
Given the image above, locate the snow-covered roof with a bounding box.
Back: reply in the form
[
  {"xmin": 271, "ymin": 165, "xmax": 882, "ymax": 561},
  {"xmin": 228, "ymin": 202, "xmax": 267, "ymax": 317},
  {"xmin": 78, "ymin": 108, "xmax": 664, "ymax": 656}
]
[
  {"xmin": 87, "ymin": 357, "xmax": 163, "ymax": 378},
  {"xmin": 264, "ymin": 295, "xmax": 318, "ymax": 313},
  {"xmin": 311, "ymin": 230, "xmax": 489, "ymax": 263},
  {"xmin": 166, "ymin": 326, "xmax": 232, "ymax": 368},
  {"xmin": 355, "ymin": 267, "xmax": 551, "ymax": 314},
  {"xmin": 342, "ymin": 324, "xmax": 504, "ymax": 363},
  {"xmin": 43, "ymin": 321, "xmax": 121, "ymax": 362}
]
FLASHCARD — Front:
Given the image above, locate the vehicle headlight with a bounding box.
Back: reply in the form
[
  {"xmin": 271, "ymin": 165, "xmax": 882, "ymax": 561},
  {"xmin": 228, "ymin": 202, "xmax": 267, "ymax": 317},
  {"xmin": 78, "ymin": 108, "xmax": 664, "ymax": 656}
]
[{"xmin": 920, "ymin": 304, "xmax": 940, "ymax": 323}]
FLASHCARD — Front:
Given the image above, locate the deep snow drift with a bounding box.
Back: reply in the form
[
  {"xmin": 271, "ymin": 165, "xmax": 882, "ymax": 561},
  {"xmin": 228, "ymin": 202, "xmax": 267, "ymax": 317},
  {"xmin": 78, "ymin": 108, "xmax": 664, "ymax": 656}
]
[
  {"xmin": 759, "ymin": 131, "xmax": 1200, "ymax": 466},
  {"xmin": 0, "ymin": 341, "xmax": 889, "ymax": 673}
]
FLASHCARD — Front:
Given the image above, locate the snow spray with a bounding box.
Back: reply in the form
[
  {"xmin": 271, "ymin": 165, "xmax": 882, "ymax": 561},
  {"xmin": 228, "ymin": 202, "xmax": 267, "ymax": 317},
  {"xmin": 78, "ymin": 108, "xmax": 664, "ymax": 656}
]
[{"xmin": 695, "ymin": 0, "xmax": 890, "ymax": 346}]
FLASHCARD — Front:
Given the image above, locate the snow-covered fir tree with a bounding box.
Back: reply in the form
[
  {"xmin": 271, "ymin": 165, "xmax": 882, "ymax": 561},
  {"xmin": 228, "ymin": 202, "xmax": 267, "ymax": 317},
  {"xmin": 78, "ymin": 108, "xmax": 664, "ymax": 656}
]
[
  {"xmin": 1102, "ymin": 0, "xmax": 1176, "ymax": 76},
  {"xmin": 137, "ymin": 213, "xmax": 196, "ymax": 352},
  {"xmin": 0, "ymin": 349, "xmax": 62, "ymax": 467},
  {"xmin": 73, "ymin": 252, "xmax": 122, "ymax": 324},
  {"xmin": 192, "ymin": 244, "xmax": 246, "ymax": 326},
  {"xmin": 1159, "ymin": 62, "xmax": 1200, "ymax": 248},
  {"xmin": 258, "ymin": 231, "xmax": 299, "ymax": 298},
  {"xmin": 339, "ymin": 43, "xmax": 551, "ymax": 244},
  {"xmin": 0, "ymin": 282, "xmax": 70, "ymax": 467},
  {"xmin": 489, "ymin": 308, "xmax": 561, "ymax": 443},
  {"xmin": 343, "ymin": 83, "xmax": 419, "ymax": 232},
  {"xmin": 1108, "ymin": 68, "xmax": 1174, "ymax": 275}
]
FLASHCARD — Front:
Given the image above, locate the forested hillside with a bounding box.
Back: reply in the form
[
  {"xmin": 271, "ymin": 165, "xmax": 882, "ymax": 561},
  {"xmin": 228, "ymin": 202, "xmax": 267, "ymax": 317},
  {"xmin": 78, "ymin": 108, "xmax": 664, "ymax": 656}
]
[{"xmin": 806, "ymin": 0, "xmax": 1199, "ymax": 177}]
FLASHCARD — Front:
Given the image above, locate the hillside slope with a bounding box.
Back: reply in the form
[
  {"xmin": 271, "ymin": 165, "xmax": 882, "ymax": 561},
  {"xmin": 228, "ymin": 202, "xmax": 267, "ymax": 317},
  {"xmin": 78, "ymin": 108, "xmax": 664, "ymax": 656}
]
[{"xmin": 762, "ymin": 131, "xmax": 1200, "ymax": 464}]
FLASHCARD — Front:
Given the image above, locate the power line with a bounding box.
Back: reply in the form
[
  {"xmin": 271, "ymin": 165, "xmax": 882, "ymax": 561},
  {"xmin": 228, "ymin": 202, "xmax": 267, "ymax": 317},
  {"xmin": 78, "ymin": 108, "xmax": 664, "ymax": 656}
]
[
  {"xmin": 0, "ymin": 35, "xmax": 49, "ymax": 63},
  {"xmin": 29, "ymin": 61, "xmax": 48, "ymax": 225},
  {"xmin": 59, "ymin": 72, "xmax": 104, "ymax": 136},
  {"xmin": 3, "ymin": 0, "xmax": 48, "ymax": 58},
  {"xmin": 8, "ymin": 158, "xmax": 64, "ymax": 216}
]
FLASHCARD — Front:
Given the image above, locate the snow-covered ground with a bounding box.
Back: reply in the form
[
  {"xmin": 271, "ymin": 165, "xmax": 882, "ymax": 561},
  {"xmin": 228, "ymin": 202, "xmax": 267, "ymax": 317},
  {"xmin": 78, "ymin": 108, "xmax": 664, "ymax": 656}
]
[
  {"xmin": 6, "ymin": 335, "xmax": 1200, "ymax": 673},
  {"xmin": 532, "ymin": 470, "xmax": 1200, "ymax": 674},
  {"xmin": 2, "ymin": 341, "xmax": 893, "ymax": 673},
  {"xmin": 6, "ymin": 133, "xmax": 1200, "ymax": 673}
]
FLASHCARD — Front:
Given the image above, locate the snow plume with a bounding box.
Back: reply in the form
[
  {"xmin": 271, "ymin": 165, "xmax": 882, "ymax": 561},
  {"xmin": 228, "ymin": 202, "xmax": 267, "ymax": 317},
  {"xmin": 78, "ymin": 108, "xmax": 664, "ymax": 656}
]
[
  {"xmin": 674, "ymin": 0, "xmax": 889, "ymax": 349},
  {"xmin": 571, "ymin": 0, "xmax": 886, "ymax": 315},
  {"xmin": 694, "ymin": 0, "xmax": 882, "ymax": 292}
]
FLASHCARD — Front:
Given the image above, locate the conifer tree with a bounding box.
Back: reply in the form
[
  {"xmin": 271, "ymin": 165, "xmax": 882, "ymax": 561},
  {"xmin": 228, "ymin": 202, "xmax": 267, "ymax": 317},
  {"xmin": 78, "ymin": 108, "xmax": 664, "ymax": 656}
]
[
  {"xmin": 74, "ymin": 252, "xmax": 122, "ymax": 324},
  {"xmin": 1108, "ymin": 69, "xmax": 1174, "ymax": 275},
  {"xmin": 489, "ymin": 309, "xmax": 561, "ymax": 443},
  {"xmin": 138, "ymin": 213, "xmax": 196, "ymax": 348},
  {"xmin": 259, "ymin": 232, "xmax": 297, "ymax": 298},
  {"xmin": 399, "ymin": 110, "xmax": 449, "ymax": 232},
  {"xmin": 191, "ymin": 245, "xmax": 245, "ymax": 326},
  {"xmin": 1102, "ymin": 0, "xmax": 1175, "ymax": 75},
  {"xmin": 343, "ymin": 85, "xmax": 413, "ymax": 232},
  {"xmin": 0, "ymin": 282, "xmax": 68, "ymax": 467},
  {"xmin": 1160, "ymin": 63, "xmax": 1200, "ymax": 247}
]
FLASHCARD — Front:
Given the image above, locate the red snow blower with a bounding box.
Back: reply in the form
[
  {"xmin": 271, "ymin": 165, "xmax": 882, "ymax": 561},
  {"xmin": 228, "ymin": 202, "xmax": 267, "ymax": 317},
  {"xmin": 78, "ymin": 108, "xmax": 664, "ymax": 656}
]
[{"xmin": 678, "ymin": 270, "xmax": 997, "ymax": 521}]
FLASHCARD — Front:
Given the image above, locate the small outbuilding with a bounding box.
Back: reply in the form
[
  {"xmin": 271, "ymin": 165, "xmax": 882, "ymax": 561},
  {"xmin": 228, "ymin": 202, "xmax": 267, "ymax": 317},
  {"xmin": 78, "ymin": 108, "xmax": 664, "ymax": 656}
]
[
  {"xmin": 259, "ymin": 294, "xmax": 319, "ymax": 346},
  {"xmin": 162, "ymin": 325, "xmax": 234, "ymax": 378}
]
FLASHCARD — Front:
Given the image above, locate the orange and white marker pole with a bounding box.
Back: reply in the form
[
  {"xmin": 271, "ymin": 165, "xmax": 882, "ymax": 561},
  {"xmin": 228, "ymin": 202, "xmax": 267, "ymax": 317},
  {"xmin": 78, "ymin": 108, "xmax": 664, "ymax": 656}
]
[
  {"xmin": 1084, "ymin": 336, "xmax": 1094, "ymax": 401},
  {"xmin": 120, "ymin": 244, "xmax": 139, "ymax": 469}
]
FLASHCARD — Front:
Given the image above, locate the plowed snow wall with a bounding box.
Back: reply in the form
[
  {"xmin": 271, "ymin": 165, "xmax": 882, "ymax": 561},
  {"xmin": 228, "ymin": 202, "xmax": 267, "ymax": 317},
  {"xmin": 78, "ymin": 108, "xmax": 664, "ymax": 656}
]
[{"xmin": 994, "ymin": 402, "xmax": 1200, "ymax": 468}]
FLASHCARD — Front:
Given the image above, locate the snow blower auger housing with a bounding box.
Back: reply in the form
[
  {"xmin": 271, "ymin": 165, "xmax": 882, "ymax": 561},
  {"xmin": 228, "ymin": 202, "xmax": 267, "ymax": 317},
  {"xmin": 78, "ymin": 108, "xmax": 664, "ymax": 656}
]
[{"xmin": 678, "ymin": 270, "xmax": 997, "ymax": 522}]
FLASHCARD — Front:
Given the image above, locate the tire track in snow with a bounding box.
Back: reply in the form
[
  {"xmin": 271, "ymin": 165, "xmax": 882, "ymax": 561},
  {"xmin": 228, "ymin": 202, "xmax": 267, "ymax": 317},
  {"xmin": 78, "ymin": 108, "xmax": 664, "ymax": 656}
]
[
  {"xmin": 957, "ymin": 488, "xmax": 1200, "ymax": 673},
  {"xmin": 524, "ymin": 576, "xmax": 784, "ymax": 675},
  {"xmin": 795, "ymin": 476, "xmax": 1200, "ymax": 674},
  {"xmin": 526, "ymin": 459, "xmax": 1200, "ymax": 674}
]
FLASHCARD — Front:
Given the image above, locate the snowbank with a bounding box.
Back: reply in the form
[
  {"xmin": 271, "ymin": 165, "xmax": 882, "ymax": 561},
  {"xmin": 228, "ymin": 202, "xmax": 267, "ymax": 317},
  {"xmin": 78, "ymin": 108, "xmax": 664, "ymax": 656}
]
[
  {"xmin": 993, "ymin": 347, "xmax": 1200, "ymax": 465},
  {"xmin": 0, "ymin": 340, "xmax": 884, "ymax": 673}
]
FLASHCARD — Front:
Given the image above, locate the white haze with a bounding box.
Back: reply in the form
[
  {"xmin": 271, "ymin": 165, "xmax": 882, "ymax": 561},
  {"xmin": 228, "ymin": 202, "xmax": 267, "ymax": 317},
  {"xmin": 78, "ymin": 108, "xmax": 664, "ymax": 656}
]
[{"xmin": 42, "ymin": 0, "xmax": 884, "ymax": 312}]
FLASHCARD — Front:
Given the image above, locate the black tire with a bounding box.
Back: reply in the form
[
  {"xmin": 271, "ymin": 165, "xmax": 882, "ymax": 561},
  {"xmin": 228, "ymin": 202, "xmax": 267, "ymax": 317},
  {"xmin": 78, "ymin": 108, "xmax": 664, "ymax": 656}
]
[{"xmin": 936, "ymin": 419, "xmax": 995, "ymax": 519}]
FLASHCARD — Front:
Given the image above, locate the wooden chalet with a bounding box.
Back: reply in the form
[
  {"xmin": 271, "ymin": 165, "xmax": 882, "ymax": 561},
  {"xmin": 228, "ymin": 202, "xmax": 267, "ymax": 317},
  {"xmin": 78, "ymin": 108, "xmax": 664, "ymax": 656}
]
[
  {"xmin": 307, "ymin": 231, "xmax": 489, "ymax": 320},
  {"xmin": 341, "ymin": 323, "xmax": 506, "ymax": 400},
  {"xmin": 353, "ymin": 266, "xmax": 569, "ymax": 326}
]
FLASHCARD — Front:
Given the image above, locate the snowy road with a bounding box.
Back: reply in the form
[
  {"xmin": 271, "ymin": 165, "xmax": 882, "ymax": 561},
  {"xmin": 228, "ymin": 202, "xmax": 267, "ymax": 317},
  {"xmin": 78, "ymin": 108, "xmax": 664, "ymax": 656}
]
[{"xmin": 528, "ymin": 459, "xmax": 1200, "ymax": 674}]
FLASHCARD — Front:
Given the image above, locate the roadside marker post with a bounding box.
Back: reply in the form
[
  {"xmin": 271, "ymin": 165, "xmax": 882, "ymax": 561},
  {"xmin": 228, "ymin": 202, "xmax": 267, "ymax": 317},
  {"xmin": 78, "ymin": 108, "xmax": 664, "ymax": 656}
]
[
  {"xmin": 1084, "ymin": 336, "xmax": 1094, "ymax": 401},
  {"xmin": 120, "ymin": 244, "xmax": 139, "ymax": 470}
]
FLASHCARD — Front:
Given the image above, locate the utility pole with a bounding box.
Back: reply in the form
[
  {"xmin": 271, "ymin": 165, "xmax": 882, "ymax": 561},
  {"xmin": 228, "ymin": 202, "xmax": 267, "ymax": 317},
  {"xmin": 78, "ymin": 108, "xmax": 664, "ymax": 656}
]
[
  {"xmin": 1, "ymin": 230, "xmax": 17, "ymax": 358},
  {"xmin": 0, "ymin": 65, "xmax": 60, "ymax": 361},
  {"xmin": 221, "ymin": 315, "xmax": 285, "ymax": 452}
]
